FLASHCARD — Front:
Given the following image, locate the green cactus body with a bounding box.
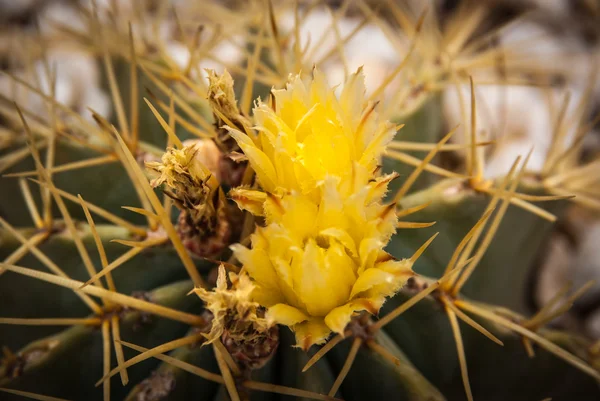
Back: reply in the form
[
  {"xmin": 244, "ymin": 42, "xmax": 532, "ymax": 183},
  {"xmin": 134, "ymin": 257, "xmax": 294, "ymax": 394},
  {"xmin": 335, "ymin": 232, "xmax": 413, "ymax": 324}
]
[{"xmin": 1, "ymin": 2, "xmax": 599, "ymax": 401}]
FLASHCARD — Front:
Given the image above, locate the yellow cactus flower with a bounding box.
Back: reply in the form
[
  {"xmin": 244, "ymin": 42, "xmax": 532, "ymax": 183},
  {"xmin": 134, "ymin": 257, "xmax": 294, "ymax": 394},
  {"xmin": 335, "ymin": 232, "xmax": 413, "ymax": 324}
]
[
  {"xmin": 226, "ymin": 67, "xmax": 397, "ymax": 198},
  {"xmin": 223, "ymin": 68, "xmax": 414, "ymax": 349},
  {"xmin": 231, "ymin": 176, "xmax": 413, "ymax": 349}
]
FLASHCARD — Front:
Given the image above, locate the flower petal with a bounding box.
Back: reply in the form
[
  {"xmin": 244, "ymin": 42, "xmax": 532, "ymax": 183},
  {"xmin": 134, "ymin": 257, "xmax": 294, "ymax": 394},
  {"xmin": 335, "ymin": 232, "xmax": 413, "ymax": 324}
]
[
  {"xmin": 227, "ymin": 128, "xmax": 278, "ymax": 192},
  {"xmin": 294, "ymin": 318, "xmax": 332, "ymax": 350},
  {"xmin": 230, "ymin": 241, "xmax": 282, "ymax": 305},
  {"xmin": 319, "ymin": 227, "xmax": 357, "ymax": 257},
  {"xmin": 324, "ymin": 299, "xmax": 372, "ymax": 335},
  {"xmin": 229, "ymin": 187, "xmax": 266, "ymax": 216},
  {"xmin": 350, "ymin": 268, "xmax": 396, "ymax": 299},
  {"xmin": 266, "ymin": 303, "xmax": 309, "ymax": 326},
  {"xmin": 293, "ymin": 240, "xmax": 355, "ymax": 317}
]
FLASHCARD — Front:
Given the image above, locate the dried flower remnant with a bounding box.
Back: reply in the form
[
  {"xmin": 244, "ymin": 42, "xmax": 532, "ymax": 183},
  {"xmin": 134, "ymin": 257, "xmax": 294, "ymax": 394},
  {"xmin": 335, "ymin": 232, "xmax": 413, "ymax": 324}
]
[
  {"xmin": 206, "ymin": 69, "xmax": 250, "ymax": 186},
  {"xmin": 194, "ymin": 266, "xmax": 279, "ymax": 370},
  {"xmin": 146, "ymin": 143, "xmax": 231, "ymax": 257}
]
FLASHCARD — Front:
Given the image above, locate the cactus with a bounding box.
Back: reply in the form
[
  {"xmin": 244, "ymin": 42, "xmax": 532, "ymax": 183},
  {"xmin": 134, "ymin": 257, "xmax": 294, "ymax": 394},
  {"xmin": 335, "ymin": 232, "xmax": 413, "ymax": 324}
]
[{"xmin": 1, "ymin": 1, "xmax": 600, "ymax": 401}]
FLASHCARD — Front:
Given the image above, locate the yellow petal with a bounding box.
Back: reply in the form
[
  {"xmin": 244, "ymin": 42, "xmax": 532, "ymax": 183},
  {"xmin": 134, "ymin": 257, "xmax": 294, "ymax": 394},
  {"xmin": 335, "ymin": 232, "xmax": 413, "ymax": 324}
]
[
  {"xmin": 339, "ymin": 68, "xmax": 366, "ymax": 128},
  {"xmin": 293, "ymin": 240, "xmax": 355, "ymax": 317},
  {"xmin": 359, "ymin": 122, "xmax": 396, "ymax": 169},
  {"xmin": 284, "ymin": 194, "xmax": 319, "ymax": 237},
  {"xmin": 227, "ymin": 128, "xmax": 277, "ymax": 192},
  {"xmin": 358, "ymin": 238, "xmax": 383, "ymax": 273},
  {"xmin": 294, "ymin": 318, "xmax": 332, "ymax": 350},
  {"xmin": 266, "ymin": 303, "xmax": 309, "ymax": 326},
  {"xmin": 376, "ymin": 259, "xmax": 414, "ymax": 276},
  {"xmin": 252, "ymin": 284, "xmax": 285, "ymax": 307},
  {"xmin": 230, "ymin": 242, "xmax": 282, "ymax": 300},
  {"xmin": 316, "ymin": 177, "xmax": 348, "ymax": 231},
  {"xmin": 324, "ymin": 298, "xmax": 378, "ymax": 334},
  {"xmin": 319, "ymin": 227, "xmax": 357, "ymax": 257},
  {"xmin": 350, "ymin": 268, "xmax": 395, "ymax": 299},
  {"xmin": 229, "ymin": 187, "xmax": 266, "ymax": 216},
  {"xmin": 366, "ymin": 172, "xmax": 398, "ymax": 204}
]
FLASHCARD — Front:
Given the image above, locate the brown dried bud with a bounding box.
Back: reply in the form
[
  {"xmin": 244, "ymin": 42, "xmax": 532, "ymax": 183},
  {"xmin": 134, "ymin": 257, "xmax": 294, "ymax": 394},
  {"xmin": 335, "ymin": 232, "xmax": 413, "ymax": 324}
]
[
  {"xmin": 193, "ymin": 267, "xmax": 279, "ymax": 370},
  {"xmin": 176, "ymin": 189, "xmax": 231, "ymax": 258},
  {"xmin": 146, "ymin": 143, "xmax": 231, "ymax": 258},
  {"xmin": 222, "ymin": 318, "xmax": 279, "ymax": 370},
  {"xmin": 206, "ymin": 69, "xmax": 251, "ymax": 162}
]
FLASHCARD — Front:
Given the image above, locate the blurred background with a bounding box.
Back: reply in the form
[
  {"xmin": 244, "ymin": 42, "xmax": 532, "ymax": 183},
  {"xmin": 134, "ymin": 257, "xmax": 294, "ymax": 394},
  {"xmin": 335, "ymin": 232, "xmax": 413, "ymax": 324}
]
[{"xmin": 2, "ymin": 0, "xmax": 600, "ymax": 348}]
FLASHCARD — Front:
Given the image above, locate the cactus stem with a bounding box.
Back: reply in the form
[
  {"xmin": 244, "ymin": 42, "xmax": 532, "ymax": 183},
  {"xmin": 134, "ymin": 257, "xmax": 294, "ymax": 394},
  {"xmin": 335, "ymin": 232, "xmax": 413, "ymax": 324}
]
[
  {"xmin": 214, "ymin": 343, "xmax": 242, "ymax": 401},
  {"xmin": 445, "ymin": 306, "xmax": 474, "ymax": 401},
  {"xmin": 302, "ymin": 332, "xmax": 348, "ymax": 373},
  {"xmin": 0, "ymin": 388, "xmax": 70, "ymax": 401},
  {"xmin": 328, "ymin": 337, "xmax": 361, "ymax": 397},
  {"xmin": 456, "ymin": 300, "xmax": 600, "ymax": 381},
  {"xmin": 96, "ymin": 334, "xmax": 204, "ymax": 387}
]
